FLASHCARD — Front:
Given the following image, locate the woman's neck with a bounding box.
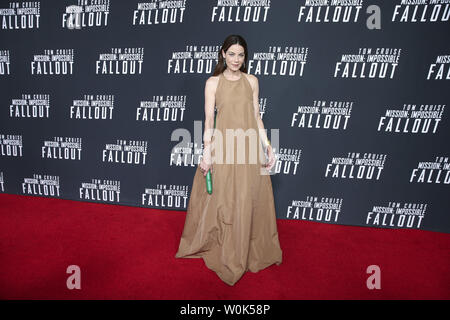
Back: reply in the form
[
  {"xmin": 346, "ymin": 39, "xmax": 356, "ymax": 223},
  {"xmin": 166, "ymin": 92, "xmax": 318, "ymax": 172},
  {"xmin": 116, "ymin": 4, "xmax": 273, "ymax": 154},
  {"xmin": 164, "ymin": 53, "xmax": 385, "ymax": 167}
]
[{"xmin": 224, "ymin": 69, "xmax": 241, "ymax": 78}]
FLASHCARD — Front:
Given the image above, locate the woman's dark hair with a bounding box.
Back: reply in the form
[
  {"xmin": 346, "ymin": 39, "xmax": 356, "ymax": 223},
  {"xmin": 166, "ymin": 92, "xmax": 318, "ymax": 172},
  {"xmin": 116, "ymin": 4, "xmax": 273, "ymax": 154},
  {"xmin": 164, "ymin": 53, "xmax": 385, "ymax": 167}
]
[{"xmin": 212, "ymin": 35, "xmax": 248, "ymax": 76}]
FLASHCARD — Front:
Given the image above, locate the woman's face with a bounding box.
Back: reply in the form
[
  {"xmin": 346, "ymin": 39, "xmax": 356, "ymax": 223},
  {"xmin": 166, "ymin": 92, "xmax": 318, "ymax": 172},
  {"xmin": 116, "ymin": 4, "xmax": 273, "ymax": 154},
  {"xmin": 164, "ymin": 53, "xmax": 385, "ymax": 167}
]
[{"xmin": 222, "ymin": 44, "xmax": 245, "ymax": 70}]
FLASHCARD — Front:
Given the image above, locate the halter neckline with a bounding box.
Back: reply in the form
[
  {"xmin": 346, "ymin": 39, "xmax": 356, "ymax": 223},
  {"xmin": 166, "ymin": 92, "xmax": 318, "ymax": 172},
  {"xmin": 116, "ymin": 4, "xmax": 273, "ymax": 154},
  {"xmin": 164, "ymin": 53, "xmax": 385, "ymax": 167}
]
[{"xmin": 221, "ymin": 72, "xmax": 242, "ymax": 82}]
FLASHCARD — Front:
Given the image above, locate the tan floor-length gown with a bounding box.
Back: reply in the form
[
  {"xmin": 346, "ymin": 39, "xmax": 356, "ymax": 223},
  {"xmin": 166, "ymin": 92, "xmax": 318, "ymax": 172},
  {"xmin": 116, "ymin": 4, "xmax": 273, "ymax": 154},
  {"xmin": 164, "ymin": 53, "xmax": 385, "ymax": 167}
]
[{"xmin": 175, "ymin": 72, "xmax": 282, "ymax": 286}]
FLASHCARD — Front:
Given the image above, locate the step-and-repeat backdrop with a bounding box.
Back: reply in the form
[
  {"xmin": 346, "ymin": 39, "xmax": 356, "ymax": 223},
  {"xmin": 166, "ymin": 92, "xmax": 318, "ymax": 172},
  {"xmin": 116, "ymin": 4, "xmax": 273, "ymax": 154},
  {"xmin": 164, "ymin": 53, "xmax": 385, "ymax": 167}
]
[{"xmin": 0, "ymin": 1, "xmax": 449, "ymax": 233}]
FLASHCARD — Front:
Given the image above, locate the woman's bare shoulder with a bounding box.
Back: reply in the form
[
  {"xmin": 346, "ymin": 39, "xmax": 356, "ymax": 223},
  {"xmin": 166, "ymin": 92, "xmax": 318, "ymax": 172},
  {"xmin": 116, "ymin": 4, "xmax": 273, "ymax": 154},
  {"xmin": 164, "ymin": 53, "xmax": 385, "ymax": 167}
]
[
  {"xmin": 244, "ymin": 73, "xmax": 258, "ymax": 91},
  {"xmin": 205, "ymin": 75, "xmax": 220, "ymax": 94},
  {"xmin": 206, "ymin": 75, "xmax": 221, "ymax": 84},
  {"xmin": 210, "ymin": 74, "xmax": 222, "ymax": 86}
]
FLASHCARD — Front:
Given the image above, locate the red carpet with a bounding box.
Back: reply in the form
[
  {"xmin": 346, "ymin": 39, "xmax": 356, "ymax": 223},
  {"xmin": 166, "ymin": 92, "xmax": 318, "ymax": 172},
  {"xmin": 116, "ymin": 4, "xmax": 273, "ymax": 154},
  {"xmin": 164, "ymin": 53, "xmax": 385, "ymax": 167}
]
[{"xmin": 0, "ymin": 193, "xmax": 448, "ymax": 299}]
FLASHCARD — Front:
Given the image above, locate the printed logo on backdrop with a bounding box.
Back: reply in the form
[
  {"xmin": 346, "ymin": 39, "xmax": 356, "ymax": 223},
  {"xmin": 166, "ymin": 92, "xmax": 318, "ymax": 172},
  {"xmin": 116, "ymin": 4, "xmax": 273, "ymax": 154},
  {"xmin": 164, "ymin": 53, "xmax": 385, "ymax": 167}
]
[
  {"xmin": 427, "ymin": 54, "xmax": 450, "ymax": 80},
  {"xmin": 0, "ymin": 1, "xmax": 40, "ymax": 29},
  {"xmin": 22, "ymin": 174, "xmax": 60, "ymax": 197},
  {"xmin": 168, "ymin": 45, "xmax": 220, "ymax": 74},
  {"xmin": 0, "ymin": 134, "xmax": 23, "ymax": 157},
  {"xmin": 31, "ymin": 49, "xmax": 74, "ymax": 75},
  {"xmin": 0, "ymin": 172, "xmax": 4, "ymax": 192},
  {"xmin": 291, "ymin": 100, "xmax": 353, "ymax": 129},
  {"xmin": 378, "ymin": 103, "xmax": 445, "ymax": 134},
  {"xmin": 366, "ymin": 202, "xmax": 427, "ymax": 229},
  {"xmin": 132, "ymin": 0, "xmax": 186, "ymax": 25},
  {"xmin": 62, "ymin": 1, "xmax": 110, "ymax": 30},
  {"xmin": 392, "ymin": 1, "xmax": 450, "ymax": 22},
  {"xmin": 142, "ymin": 184, "xmax": 189, "ymax": 209},
  {"xmin": 273, "ymin": 147, "xmax": 301, "ymax": 175},
  {"xmin": 136, "ymin": 96, "xmax": 186, "ymax": 122},
  {"xmin": 334, "ymin": 48, "xmax": 401, "ymax": 79},
  {"xmin": 102, "ymin": 140, "xmax": 148, "ymax": 165},
  {"xmin": 410, "ymin": 156, "xmax": 450, "ymax": 184},
  {"xmin": 326, "ymin": 152, "xmax": 387, "ymax": 180},
  {"xmin": 70, "ymin": 94, "xmax": 115, "ymax": 120},
  {"xmin": 211, "ymin": 1, "xmax": 272, "ymax": 22},
  {"xmin": 258, "ymin": 97, "xmax": 268, "ymax": 119},
  {"xmin": 170, "ymin": 139, "xmax": 202, "ymax": 167},
  {"xmin": 249, "ymin": 46, "xmax": 309, "ymax": 76},
  {"xmin": 167, "ymin": 45, "xmax": 308, "ymax": 77},
  {"xmin": 287, "ymin": 196, "xmax": 343, "ymax": 223},
  {"xmin": 297, "ymin": 0, "xmax": 363, "ymax": 23},
  {"xmin": 42, "ymin": 137, "xmax": 82, "ymax": 160},
  {"xmin": 0, "ymin": 50, "xmax": 11, "ymax": 75},
  {"xmin": 96, "ymin": 48, "xmax": 144, "ymax": 74},
  {"xmin": 79, "ymin": 179, "xmax": 120, "ymax": 202},
  {"xmin": 10, "ymin": 94, "xmax": 50, "ymax": 118}
]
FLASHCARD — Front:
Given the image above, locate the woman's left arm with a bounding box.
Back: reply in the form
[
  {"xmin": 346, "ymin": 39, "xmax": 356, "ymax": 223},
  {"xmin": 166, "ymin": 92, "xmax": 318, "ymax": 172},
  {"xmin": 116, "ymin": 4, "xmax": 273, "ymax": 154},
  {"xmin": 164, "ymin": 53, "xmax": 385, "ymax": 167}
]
[{"xmin": 251, "ymin": 75, "xmax": 271, "ymax": 149}]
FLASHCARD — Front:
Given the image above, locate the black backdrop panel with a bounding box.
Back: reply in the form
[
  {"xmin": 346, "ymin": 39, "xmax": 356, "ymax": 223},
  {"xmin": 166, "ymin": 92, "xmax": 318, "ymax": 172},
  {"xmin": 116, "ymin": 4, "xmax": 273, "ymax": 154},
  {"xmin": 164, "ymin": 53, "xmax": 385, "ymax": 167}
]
[{"xmin": 0, "ymin": 1, "xmax": 449, "ymax": 233}]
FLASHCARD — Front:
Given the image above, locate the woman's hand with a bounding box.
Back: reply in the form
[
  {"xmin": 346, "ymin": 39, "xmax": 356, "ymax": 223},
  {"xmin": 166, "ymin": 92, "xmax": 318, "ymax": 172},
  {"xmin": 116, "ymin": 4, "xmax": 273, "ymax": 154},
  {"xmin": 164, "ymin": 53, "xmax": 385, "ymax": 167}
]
[
  {"xmin": 264, "ymin": 145, "xmax": 276, "ymax": 171},
  {"xmin": 199, "ymin": 152, "xmax": 212, "ymax": 176}
]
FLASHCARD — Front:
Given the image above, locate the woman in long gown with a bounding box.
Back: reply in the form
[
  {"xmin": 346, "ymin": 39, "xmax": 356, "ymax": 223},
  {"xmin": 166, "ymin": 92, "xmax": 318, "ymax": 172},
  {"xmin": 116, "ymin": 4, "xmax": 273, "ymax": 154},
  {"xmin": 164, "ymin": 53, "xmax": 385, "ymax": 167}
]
[{"xmin": 175, "ymin": 35, "xmax": 282, "ymax": 286}]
